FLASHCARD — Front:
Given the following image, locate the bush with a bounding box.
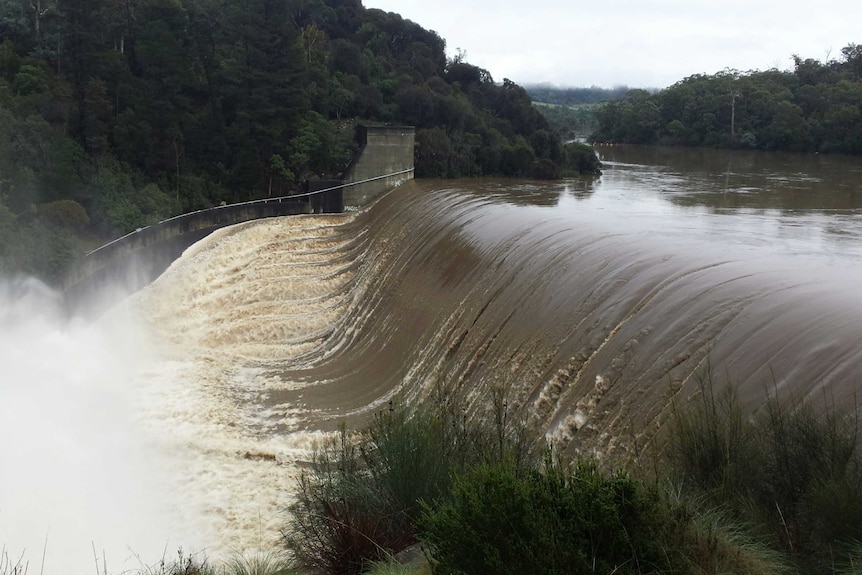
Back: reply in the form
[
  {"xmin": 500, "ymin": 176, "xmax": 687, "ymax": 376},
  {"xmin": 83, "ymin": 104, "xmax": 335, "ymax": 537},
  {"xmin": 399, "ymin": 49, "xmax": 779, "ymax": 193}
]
[
  {"xmin": 669, "ymin": 372, "xmax": 760, "ymax": 501},
  {"xmin": 562, "ymin": 142, "xmax": 602, "ymax": 175},
  {"xmin": 419, "ymin": 458, "xmax": 679, "ymax": 575},
  {"xmin": 670, "ymin": 372, "xmax": 862, "ymax": 561},
  {"xmin": 283, "ymin": 387, "xmax": 539, "ymax": 575}
]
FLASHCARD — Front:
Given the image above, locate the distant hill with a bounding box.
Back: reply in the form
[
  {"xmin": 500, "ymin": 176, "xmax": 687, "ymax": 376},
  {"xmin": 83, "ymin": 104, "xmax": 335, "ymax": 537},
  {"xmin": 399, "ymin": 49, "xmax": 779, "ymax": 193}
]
[
  {"xmin": 525, "ymin": 85, "xmax": 631, "ymax": 141},
  {"xmin": 590, "ymin": 46, "xmax": 862, "ymax": 153},
  {"xmin": 524, "ymin": 85, "xmax": 632, "ymax": 106}
]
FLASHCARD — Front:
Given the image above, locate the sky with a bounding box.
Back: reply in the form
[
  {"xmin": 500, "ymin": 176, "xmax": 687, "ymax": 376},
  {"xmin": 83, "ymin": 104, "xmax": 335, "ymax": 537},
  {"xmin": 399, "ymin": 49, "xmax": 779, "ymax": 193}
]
[{"xmin": 361, "ymin": 0, "xmax": 862, "ymax": 89}]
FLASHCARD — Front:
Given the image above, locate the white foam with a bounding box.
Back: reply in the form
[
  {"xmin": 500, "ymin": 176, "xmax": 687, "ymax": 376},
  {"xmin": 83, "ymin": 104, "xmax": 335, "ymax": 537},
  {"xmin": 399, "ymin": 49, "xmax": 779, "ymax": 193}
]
[
  {"xmin": 0, "ymin": 278, "xmax": 199, "ymax": 574},
  {"xmin": 1, "ymin": 215, "xmax": 357, "ymax": 572}
]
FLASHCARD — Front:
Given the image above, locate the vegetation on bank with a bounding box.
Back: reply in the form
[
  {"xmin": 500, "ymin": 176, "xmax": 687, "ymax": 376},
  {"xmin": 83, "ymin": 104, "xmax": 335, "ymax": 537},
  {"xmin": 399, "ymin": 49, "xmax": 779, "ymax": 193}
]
[
  {"xmin": 0, "ymin": 0, "xmax": 601, "ymax": 284},
  {"xmin": 5, "ymin": 371, "xmax": 862, "ymax": 575},
  {"xmin": 591, "ymin": 44, "xmax": 862, "ymax": 153},
  {"xmin": 525, "ymin": 85, "xmax": 631, "ymax": 142},
  {"xmin": 532, "ymin": 102, "xmax": 599, "ymax": 142},
  {"xmin": 278, "ymin": 372, "xmax": 862, "ymax": 575}
]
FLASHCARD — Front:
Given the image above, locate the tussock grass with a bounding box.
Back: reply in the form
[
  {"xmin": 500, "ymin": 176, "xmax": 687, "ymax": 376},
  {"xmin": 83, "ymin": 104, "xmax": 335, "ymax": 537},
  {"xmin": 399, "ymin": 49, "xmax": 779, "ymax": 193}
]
[
  {"xmin": 134, "ymin": 548, "xmax": 295, "ymax": 575},
  {"xmin": 222, "ymin": 550, "xmax": 295, "ymax": 575},
  {"xmin": 0, "ymin": 548, "xmax": 27, "ymax": 575},
  {"xmin": 283, "ymin": 383, "xmax": 540, "ymax": 575},
  {"xmin": 669, "ymin": 370, "xmax": 862, "ymax": 569},
  {"xmin": 365, "ymin": 554, "xmax": 430, "ymax": 575},
  {"xmin": 666, "ymin": 492, "xmax": 789, "ymax": 575},
  {"xmin": 136, "ymin": 548, "xmax": 217, "ymax": 575}
]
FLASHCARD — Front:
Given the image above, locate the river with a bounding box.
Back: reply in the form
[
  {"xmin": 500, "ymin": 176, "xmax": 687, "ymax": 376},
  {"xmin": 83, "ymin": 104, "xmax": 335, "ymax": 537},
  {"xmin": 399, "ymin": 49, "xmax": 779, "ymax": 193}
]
[{"xmin": 2, "ymin": 145, "xmax": 862, "ymax": 571}]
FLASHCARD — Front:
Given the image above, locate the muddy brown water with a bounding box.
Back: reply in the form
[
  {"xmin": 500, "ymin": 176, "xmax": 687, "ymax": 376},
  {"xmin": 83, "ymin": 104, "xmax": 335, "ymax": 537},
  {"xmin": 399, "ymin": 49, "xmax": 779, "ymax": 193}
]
[{"xmin": 7, "ymin": 145, "xmax": 862, "ymax": 567}]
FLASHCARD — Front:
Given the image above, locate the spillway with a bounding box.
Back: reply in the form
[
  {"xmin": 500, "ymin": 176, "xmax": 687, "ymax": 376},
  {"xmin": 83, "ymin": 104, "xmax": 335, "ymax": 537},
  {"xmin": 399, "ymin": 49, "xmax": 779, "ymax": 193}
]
[
  {"xmin": 7, "ymin": 169, "xmax": 862, "ymax": 567},
  {"xmin": 127, "ymin": 177, "xmax": 862, "ymax": 550}
]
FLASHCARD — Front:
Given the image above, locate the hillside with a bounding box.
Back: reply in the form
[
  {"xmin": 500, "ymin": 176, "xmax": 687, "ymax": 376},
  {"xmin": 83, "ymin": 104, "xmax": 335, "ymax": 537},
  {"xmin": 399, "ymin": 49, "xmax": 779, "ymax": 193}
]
[{"xmin": 590, "ymin": 46, "xmax": 862, "ymax": 152}]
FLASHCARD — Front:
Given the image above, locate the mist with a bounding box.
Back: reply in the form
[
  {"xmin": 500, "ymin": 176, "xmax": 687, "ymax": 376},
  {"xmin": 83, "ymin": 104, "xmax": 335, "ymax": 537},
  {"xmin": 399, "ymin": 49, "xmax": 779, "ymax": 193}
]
[{"xmin": 0, "ymin": 276, "xmax": 203, "ymax": 574}]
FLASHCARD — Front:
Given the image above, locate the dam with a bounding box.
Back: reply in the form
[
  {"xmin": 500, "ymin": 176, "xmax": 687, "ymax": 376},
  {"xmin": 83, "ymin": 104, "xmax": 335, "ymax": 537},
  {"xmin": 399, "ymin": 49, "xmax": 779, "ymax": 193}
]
[
  {"xmin": 61, "ymin": 124, "xmax": 415, "ymax": 317},
  {"xmin": 4, "ymin": 145, "xmax": 862, "ymax": 572}
]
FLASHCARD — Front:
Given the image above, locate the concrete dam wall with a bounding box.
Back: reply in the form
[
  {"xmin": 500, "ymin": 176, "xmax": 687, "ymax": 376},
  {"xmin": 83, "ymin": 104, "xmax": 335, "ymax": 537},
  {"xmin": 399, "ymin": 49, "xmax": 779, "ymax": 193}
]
[
  {"xmin": 63, "ymin": 200, "xmax": 311, "ymax": 317},
  {"xmin": 63, "ymin": 125, "xmax": 415, "ymax": 317},
  {"xmin": 341, "ymin": 125, "xmax": 415, "ymax": 210}
]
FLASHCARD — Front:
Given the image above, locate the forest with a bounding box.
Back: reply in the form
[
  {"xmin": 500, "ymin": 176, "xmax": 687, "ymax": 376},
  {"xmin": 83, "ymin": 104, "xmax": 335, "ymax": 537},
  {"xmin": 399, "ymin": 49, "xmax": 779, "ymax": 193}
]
[
  {"xmin": 591, "ymin": 45, "xmax": 862, "ymax": 153},
  {"xmin": 0, "ymin": 0, "xmax": 599, "ymax": 283},
  {"xmin": 525, "ymin": 84, "xmax": 632, "ymax": 106}
]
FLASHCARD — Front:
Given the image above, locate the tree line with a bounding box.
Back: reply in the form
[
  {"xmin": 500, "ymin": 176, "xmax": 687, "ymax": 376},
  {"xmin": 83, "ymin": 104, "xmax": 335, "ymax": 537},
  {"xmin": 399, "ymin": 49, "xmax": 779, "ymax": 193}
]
[
  {"xmin": 0, "ymin": 0, "xmax": 599, "ymax": 282},
  {"xmin": 525, "ymin": 84, "xmax": 633, "ymax": 106},
  {"xmin": 591, "ymin": 44, "xmax": 862, "ymax": 153}
]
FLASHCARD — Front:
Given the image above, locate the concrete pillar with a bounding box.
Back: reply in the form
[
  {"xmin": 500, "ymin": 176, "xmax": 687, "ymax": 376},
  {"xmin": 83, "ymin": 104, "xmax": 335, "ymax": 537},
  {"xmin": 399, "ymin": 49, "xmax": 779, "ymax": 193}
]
[{"xmin": 341, "ymin": 125, "xmax": 415, "ymax": 210}]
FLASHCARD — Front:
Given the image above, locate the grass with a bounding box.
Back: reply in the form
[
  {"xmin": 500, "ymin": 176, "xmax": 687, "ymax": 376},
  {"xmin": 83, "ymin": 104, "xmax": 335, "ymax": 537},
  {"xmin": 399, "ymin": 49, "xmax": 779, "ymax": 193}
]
[
  {"xmin": 282, "ymin": 367, "xmax": 862, "ymax": 575},
  {"xmin": 135, "ymin": 548, "xmax": 295, "ymax": 575},
  {"xmin": 0, "ymin": 548, "xmax": 27, "ymax": 575},
  {"xmin": 664, "ymin": 492, "xmax": 788, "ymax": 575},
  {"xmin": 365, "ymin": 554, "xmax": 430, "ymax": 575},
  {"xmin": 8, "ymin": 369, "xmax": 862, "ymax": 575},
  {"xmin": 283, "ymin": 383, "xmax": 540, "ymax": 575},
  {"xmin": 668, "ymin": 370, "xmax": 862, "ymax": 571}
]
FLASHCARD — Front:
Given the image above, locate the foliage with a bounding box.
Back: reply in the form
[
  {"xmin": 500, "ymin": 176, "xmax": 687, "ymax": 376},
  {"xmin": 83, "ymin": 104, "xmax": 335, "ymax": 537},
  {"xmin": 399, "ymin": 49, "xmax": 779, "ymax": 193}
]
[
  {"xmin": 532, "ymin": 102, "xmax": 598, "ymax": 141},
  {"xmin": 561, "ymin": 142, "xmax": 602, "ymax": 176},
  {"xmin": 419, "ymin": 457, "xmax": 681, "ymax": 575},
  {"xmin": 283, "ymin": 386, "xmax": 540, "ymax": 575},
  {"xmin": 0, "ymin": 0, "xmax": 603, "ymax": 283},
  {"xmin": 668, "ymin": 497, "xmax": 788, "ymax": 575},
  {"xmin": 592, "ymin": 52, "xmax": 862, "ymax": 154},
  {"xmin": 137, "ymin": 548, "xmax": 218, "ymax": 575},
  {"xmin": 366, "ymin": 555, "xmax": 430, "ymax": 575},
  {"xmin": 670, "ymin": 371, "xmax": 862, "ymax": 564},
  {"xmin": 222, "ymin": 550, "xmax": 295, "ymax": 575},
  {"xmin": 135, "ymin": 548, "xmax": 295, "ymax": 575}
]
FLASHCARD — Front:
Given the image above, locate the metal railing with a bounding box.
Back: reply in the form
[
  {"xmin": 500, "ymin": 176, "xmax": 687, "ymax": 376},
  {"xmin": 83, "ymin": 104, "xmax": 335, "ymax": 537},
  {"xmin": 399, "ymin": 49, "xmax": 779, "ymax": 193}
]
[{"xmin": 85, "ymin": 168, "xmax": 414, "ymax": 257}]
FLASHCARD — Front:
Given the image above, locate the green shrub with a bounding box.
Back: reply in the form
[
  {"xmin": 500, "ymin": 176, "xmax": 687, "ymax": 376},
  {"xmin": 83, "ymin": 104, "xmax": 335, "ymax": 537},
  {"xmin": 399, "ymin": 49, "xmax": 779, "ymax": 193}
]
[
  {"xmin": 284, "ymin": 388, "xmax": 540, "ymax": 575},
  {"xmin": 562, "ymin": 142, "xmax": 602, "ymax": 175},
  {"xmin": 137, "ymin": 548, "xmax": 217, "ymax": 575},
  {"xmin": 284, "ymin": 426, "xmax": 402, "ymax": 575},
  {"xmin": 419, "ymin": 458, "xmax": 679, "ymax": 575},
  {"xmin": 670, "ymin": 372, "xmax": 862, "ymax": 561},
  {"xmin": 669, "ymin": 372, "xmax": 761, "ymax": 501}
]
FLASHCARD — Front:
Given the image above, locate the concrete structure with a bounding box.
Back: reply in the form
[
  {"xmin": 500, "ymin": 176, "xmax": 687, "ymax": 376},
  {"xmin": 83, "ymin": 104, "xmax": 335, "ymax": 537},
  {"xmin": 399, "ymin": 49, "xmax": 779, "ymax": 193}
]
[
  {"xmin": 63, "ymin": 199, "xmax": 310, "ymax": 317},
  {"xmin": 341, "ymin": 125, "xmax": 415, "ymax": 210},
  {"xmin": 307, "ymin": 179, "xmax": 344, "ymax": 213},
  {"xmin": 62, "ymin": 124, "xmax": 415, "ymax": 317}
]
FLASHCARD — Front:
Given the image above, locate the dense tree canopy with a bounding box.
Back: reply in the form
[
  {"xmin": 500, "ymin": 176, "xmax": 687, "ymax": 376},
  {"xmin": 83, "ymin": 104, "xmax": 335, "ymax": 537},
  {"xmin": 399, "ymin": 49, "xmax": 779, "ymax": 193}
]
[
  {"xmin": 525, "ymin": 84, "xmax": 632, "ymax": 106},
  {"xmin": 0, "ymin": 0, "xmax": 598, "ymax": 282},
  {"xmin": 591, "ymin": 45, "xmax": 862, "ymax": 154}
]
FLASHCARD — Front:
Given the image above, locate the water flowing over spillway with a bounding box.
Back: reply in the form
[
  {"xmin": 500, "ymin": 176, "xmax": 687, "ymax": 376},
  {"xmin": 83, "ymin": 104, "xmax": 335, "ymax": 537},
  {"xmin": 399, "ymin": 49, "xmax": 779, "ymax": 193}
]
[
  {"xmin": 5, "ymin": 148, "xmax": 862, "ymax": 568},
  {"xmin": 138, "ymin": 175, "xmax": 862, "ymax": 555}
]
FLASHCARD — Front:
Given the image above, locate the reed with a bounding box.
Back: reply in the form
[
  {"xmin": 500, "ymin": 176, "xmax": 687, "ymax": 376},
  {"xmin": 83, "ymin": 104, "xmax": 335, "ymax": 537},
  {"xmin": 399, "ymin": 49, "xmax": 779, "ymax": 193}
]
[
  {"xmin": 669, "ymin": 370, "xmax": 862, "ymax": 567},
  {"xmin": 0, "ymin": 548, "xmax": 27, "ymax": 575},
  {"xmin": 282, "ymin": 384, "xmax": 540, "ymax": 575}
]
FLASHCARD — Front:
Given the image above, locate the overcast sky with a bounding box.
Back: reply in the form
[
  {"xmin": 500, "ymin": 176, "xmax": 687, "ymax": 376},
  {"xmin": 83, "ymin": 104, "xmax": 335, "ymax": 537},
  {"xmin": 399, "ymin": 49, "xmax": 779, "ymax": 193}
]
[{"xmin": 362, "ymin": 0, "xmax": 862, "ymax": 89}]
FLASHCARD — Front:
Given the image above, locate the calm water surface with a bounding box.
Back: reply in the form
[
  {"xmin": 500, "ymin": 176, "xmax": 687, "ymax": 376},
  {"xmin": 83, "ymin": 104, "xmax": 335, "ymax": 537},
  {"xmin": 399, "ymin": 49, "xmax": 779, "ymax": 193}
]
[{"xmin": 580, "ymin": 145, "xmax": 862, "ymax": 262}]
